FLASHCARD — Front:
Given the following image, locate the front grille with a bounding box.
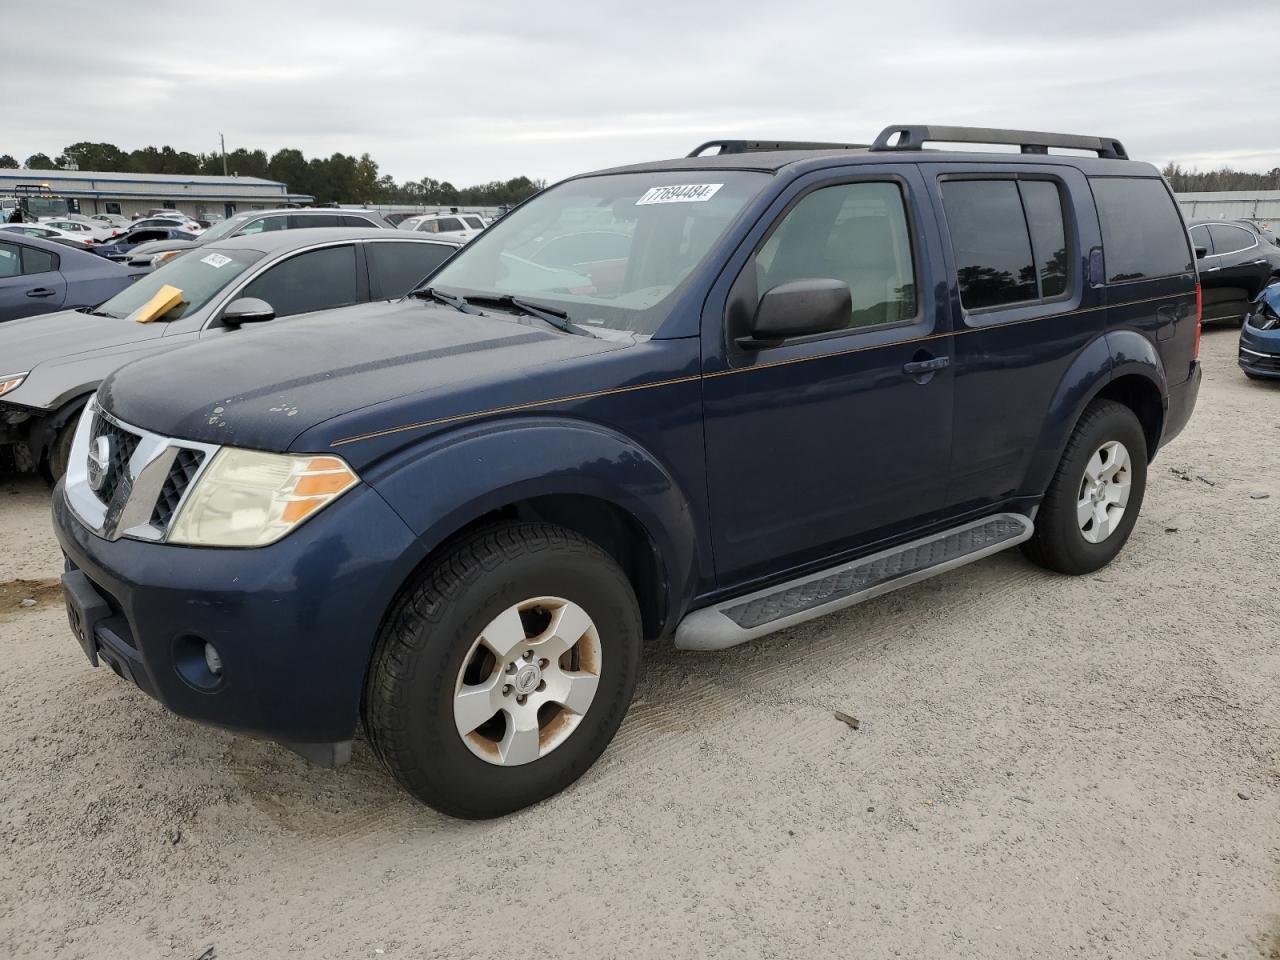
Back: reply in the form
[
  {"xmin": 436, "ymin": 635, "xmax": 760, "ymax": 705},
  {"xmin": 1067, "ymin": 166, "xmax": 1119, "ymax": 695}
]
[
  {"xmin": 91, "ymin": 415, "xmax": 141, "ymax": 505},
  {"xmin": 150, "ymin": 448, "xmax": 205, "ymax": 529}
]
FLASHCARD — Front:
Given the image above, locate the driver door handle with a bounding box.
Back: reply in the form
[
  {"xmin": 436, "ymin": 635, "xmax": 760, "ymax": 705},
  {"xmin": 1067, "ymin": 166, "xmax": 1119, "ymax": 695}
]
[
  {"xmin": 25, "ymin": 287, "xmax": 55, "ymax": 298},
  {"xmin": 903, "ymin": 356, "xmax": 949, "ymax": 375}
]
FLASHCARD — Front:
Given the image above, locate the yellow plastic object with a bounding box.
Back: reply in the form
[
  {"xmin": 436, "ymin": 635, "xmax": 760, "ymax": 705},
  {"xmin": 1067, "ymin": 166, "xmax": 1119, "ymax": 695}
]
[{"xmin": 128, "ymin": 284, "xmax": 185, "ymax": 323}]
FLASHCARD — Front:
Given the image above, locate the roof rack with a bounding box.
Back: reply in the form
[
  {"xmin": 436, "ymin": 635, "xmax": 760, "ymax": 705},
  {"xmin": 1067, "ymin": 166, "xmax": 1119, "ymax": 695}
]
[
  {"xmin": 869, "ymin": 125, "xmax": 1128, "ymax": 160},
  {"xmin": 687, "ymin": 140, "xmax": 868, "ymax": 158}
]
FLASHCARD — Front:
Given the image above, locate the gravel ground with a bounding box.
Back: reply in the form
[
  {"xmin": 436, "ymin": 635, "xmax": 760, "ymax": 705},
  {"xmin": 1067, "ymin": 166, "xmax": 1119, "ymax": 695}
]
[{"xmin": 1, "ymin": 326, "xmax": 1277, "ymax": 960}]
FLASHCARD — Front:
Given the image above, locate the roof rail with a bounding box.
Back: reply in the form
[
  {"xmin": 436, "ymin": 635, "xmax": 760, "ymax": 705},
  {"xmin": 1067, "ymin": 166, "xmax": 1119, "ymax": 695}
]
[
  {"xmin": 687, "ymin": 140, "xmax": 868, "ymax": 158},
  {"xmin": 869, "ymin": 125, "xmax": 1128, "ymax": 160}
]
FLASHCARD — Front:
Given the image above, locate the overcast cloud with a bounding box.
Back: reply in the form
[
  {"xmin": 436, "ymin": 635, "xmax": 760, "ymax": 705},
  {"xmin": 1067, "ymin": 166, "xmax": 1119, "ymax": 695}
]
[{"xmin": 4, "ymin": 0, "xmax": 1279, "ymax": 186}]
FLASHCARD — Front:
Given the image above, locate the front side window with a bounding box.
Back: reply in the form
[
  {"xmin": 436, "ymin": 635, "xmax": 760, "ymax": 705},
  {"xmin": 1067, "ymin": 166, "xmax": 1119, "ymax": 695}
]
[
  {"xmin": 1207, "ymin": 223, "xmax": 1253, "ymax": 256},
  {"xmin": 0, "ymin": 242, "xmax": 19, "ymax": 278},
  {"xmin": 240, "ymin": 244, "xmax": 362, "ymax": 318},
  {"xmin": 367, "ymin": 241, "xmax": 455, "ymax": 300},
  {"xmin": 1091, "ymin": 177, "xmax": 1193, "ymax": 282},
  {"xmin": 429, "ymin": 169, "xmax": 769, "ymax": 336},
  {"xmin": 1189, "ymin": 225, "xmax": 1213, "ymax": 256},
  {"xmin": 95, "ymin": 248, "xmax": 263, "ymax": 320},
  {"xmin": 754, "ymin": 181, "xmax": 917, "ymax": 329}
]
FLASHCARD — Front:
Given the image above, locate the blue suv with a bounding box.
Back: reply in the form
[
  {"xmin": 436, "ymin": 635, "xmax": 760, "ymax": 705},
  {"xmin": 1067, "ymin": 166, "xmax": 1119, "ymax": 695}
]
[{"xmin": 51, "ymin": 125, "xmax": 1202, "ymax": 818}]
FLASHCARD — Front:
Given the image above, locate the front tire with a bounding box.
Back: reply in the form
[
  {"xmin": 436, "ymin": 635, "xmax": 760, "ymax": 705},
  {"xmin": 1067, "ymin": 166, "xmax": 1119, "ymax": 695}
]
[
  {"xmin": 364, "ymin": 521, "xmax": 642, "ymax": 819},
  {"xmin": 1023, "ymin": 400, "xmax": 1148, "ymax": 575},
  {"xmin": 43, "ymin": 421, "xmax": 76, "ymax": 484}
]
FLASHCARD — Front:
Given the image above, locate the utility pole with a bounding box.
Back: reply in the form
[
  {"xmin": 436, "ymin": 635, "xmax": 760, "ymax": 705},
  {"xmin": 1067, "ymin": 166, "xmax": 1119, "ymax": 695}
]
[{"xmin": 219, "ymin": 133, "xmax": 228, "ymax": 177}]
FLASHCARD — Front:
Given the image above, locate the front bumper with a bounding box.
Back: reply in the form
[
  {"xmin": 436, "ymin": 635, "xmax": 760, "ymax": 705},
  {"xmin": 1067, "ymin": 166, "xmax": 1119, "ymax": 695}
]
[
  {"xmin": 1239, "ymin": 325, "xmax": 1280, "ymax": 379},
  {"xmin": 52, "ymin": 480, "xmax": 427, "ymax": 746}
]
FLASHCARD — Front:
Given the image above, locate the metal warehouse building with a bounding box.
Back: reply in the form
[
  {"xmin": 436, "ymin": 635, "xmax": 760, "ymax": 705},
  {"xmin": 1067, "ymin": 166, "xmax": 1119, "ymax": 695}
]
[
  {"xmin": 1177, "ymin": 190, "xmax": 1280, "ymax": 226},
  {"xmin": 0, "ymin": 169, "xmax": 312, "ymax": 221}
]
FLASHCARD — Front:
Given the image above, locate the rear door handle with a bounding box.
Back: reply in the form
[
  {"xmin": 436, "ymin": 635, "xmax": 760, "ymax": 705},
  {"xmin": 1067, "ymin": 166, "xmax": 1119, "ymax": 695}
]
[
  {"xmin": 25, "ymin": 287, "xmax": 55, "ymax": 298},
  {"xmin": 903, "ymin": 356, "xmax": 949, "ymax": 375}
]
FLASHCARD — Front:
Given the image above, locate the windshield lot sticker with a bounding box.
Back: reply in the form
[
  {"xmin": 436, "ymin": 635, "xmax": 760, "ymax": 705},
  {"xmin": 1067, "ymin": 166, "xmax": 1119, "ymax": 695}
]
[
  {"xmin": 200, "ymin": 253, "xmax": 233, "ymax": 268},
  {"xmin": 636, "ymin": 184, "xmax": 723, "ymax": 205}
]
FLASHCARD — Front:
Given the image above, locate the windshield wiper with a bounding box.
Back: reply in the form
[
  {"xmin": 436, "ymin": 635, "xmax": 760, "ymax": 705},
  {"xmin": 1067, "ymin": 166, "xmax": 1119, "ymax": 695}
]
[
  {"xmin": 472, "ymin": 294, "xmax": 598, "ymax": 338},
  {"xmin": 412, "ymin": 286, "xmax": 483, "ymax": 314}
]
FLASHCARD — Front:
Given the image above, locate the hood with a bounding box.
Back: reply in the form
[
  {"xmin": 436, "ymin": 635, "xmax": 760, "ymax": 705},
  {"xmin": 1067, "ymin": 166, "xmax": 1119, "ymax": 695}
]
[
  {"xmin": 130, "ymin": 238, "xmax": 201, "ymax": 256},
  {"xmin": 0, "ymin": 308, "xmax": 174, "ymax": 409},
  {"xmin": 99, "ymin": 299, "xmax": 629, "ymax": 453}
]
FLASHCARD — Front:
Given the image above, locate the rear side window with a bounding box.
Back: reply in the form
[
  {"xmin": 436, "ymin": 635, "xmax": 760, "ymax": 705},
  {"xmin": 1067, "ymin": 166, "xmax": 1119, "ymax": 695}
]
[
  {"xmin": 942, "ymin": 178, "xmax": 1071, "ymax": 311},
  {"xmin": 435, "ymin": 217, "xmax": 464, "ymax": 232},
  {"xmin": 464, "ymin": 216, "xmax": 484, "ymax": 229},
  {"xmin": 21, "ymin": 246, "xmax": 57, "ymax": 274},
  {"xmin": 1189, "ymin": 224, "xmax": 1213, "ymax": 256},
  {"xmin": 1091, "ymin": 178, "xmax": 1192, "ymax": 282},
  {"xmin": 240, "ymin": 244, "xmax": 363, "ymax": 318},
  {"xmin": 1207, "ymin": 223, "xmax": 1254, "ymax": 256},
  {"xmin": 754, "ymin": 180, "xmax": 918, "ymax": 329},
  {"xmin": 367, "ymin": 241, "xmax": 455, "ymax": 299},
  {"xmin": 289, "ymin": 213, "xmax": 341, "ymax": 229}
]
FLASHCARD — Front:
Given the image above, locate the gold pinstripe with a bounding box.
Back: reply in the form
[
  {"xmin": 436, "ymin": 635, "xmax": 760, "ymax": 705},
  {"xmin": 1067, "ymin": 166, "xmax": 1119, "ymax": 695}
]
[{"xmin": 330, "ymin": 291, "xmax": 1189, "ymax": 447}]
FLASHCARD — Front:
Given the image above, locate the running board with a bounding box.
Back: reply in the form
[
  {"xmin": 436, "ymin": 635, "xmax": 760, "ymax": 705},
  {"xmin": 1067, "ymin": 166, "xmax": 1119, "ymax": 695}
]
[{"xmin": 674, "ymin": 513, "xmax": 1034, "ymax": 651}]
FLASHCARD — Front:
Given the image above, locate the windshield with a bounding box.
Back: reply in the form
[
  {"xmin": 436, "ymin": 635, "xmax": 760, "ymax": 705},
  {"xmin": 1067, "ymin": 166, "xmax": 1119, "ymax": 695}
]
[
  {"xmin": 428, "ymin": 170, "xmax": 769, "ymax": 336},
  {"xmin": 95, "ymin": 248, "xmax": 264, "ymax": 320},
  {"xmin": 196, "ymin": 214, "xmax": 253, "ymax": 243}
]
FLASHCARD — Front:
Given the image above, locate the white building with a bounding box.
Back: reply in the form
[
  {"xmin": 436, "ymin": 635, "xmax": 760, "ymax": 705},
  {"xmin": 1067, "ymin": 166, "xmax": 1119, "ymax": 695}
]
[
  {"xmin": 0, "ymin": 168, "xmax": 312, "ymax": 221},
  {"xmin": 1176, "ymin": 190, "xmax": 1280, "ymax": 227}
]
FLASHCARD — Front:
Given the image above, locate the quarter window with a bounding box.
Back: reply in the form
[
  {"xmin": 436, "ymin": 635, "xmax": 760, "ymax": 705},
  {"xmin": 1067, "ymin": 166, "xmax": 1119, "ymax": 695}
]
[
  {"xmin": 1091, "ymin": 177, "xmax": 1193, "ymax": 282},
  {"xmin": 753, "ymin": 181, "xmax": 918, "ymax": 330},
  {"xmin": 239, "ymin": 244, "xmax": 363, "ymax": 319}
]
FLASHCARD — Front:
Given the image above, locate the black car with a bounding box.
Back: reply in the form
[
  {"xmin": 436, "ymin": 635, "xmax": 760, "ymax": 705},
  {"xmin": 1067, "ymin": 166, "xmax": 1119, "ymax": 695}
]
[
  {"xmin": 1188, "ymin": 219, "xmax": 1280, "ymax": 323},
  {"xmin": 94, "ymin": 226, "xmax": 200, "ymax": 262},
  {"xmin": 125, "ymin": 207, "xmax": 397, "ymax": 268},
  {"xmin": 51, "ymin": 125, "xmax": 1202, "ymax": 818},
  {"xmin": 0, "ymin": 233, "xmax": 143, "ymax": 323},
  {"xmin": 1234, "ymin": 219, "xmax": 1280, "ymax": 247}
]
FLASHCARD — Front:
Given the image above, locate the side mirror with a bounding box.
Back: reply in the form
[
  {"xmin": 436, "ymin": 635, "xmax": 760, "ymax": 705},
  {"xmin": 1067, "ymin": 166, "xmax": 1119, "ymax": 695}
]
[
  {"xmin": 222, "ymin": 297, "xmax": 275, "ymax": 327},
  {"xmin": 1194, "ymin": 246, "xmax": 1208, "ymax": 260},
  {"xmin": 740, "ymin": 278, "xmax": 851, "ymax": 348}
]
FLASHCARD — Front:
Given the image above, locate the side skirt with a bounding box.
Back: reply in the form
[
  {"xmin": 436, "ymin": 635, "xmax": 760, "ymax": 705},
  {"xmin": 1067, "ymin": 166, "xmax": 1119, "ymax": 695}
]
[{"xmin": 674, "ymin": 513, "xmax": 1033, "ymax": 651}]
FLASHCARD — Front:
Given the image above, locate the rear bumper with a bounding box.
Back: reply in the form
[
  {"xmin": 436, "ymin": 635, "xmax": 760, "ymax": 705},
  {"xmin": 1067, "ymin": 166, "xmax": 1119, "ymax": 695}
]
[
  {"xmin": 52, "ymin": 480, "xmax": 427, "ymax": 746},
  {"xmin": 1160, "ymin": 360, "xmax": 1201, "ymax": 448}
]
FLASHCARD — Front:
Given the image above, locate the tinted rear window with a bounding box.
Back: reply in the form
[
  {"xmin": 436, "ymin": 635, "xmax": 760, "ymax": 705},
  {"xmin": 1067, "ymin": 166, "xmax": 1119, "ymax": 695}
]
[{"xmin": 1091, "ymin": 178, "xmax": 1192, "ymax": 283}]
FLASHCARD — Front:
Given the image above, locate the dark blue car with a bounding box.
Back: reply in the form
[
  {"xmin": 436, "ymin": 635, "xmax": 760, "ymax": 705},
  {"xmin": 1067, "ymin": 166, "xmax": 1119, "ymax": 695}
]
[
  {"xmin": 93, "ymin": 226, "xmax": 198, "ymax": 262},
  {"xmin": 51, "ymin": 125, "xmax": 1202, "ymax": 818},
  {"xmin": 0, "ymin": 233, "xmax": 142, "ymax": 323},
  {"xmin": 1239, "ymin": 281, "xmax": 1280, "ymax": 379}
]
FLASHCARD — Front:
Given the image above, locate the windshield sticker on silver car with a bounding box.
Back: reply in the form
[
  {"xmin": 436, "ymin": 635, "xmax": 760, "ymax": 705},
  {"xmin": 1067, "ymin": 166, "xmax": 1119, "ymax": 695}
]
[
  {"xmin": 200, "ymin": 253, "xmax": 232, "ymax": 268},
  {"xmin": 635, "ymin": 184, "xmax": 724, "ymax": 205}
]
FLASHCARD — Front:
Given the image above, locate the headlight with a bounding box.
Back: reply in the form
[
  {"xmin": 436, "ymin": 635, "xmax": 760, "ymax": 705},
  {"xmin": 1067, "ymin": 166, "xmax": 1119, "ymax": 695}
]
[
  {"xmin": 0, "ymin": 373, "xmax": 28, "ymax": 398},
  {"xmin": 152, "ymin": 250, "xmax": 183, "ymax": 266},
  {"xmin": 167, "ymin": 448, "xmax": 359, "ymax": 547}
]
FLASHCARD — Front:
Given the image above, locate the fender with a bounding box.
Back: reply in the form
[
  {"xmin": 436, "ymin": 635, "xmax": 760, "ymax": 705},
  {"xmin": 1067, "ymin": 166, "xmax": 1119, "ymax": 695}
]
[
  {"xmin": 1022, "ymin": 330, "xmax": 1168, "ymax": 496},
  {"xmin": 25, "ymin": 391, "xmax": 92, "ymax": 466},
  {"xmin": 363, "ymin": 415, "xmax": 702, "ymax": 630}
]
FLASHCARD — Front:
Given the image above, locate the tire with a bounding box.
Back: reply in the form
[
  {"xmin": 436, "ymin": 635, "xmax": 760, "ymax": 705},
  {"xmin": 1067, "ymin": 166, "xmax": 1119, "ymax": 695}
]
[
  {"xmin": 43, "ymin": 421, "xmax": 77, "ymax": 484},
  {"xmin": 1022, "ymin": 399, "xmax": 1148, "ymax": 576},
  {"xmin": 364, "ymin": 521, "xmax": 642, "ymax": 819}
]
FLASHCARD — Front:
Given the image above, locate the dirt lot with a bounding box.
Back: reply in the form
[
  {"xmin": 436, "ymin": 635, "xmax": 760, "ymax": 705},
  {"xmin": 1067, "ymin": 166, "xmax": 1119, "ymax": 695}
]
[{"xmin": 1, "ymin": 326, "xmax": 1277, "ymax": 960}]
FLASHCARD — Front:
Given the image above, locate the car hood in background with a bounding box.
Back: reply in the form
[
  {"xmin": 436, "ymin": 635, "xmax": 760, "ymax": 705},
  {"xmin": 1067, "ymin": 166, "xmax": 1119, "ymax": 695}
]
[
  {"xmin": 98, "ymin": 299, "xmax": 631, "ymax": 456},
  {"xmin": 0, "ymin": 309, "xmax": 176, "ymax": 410}
]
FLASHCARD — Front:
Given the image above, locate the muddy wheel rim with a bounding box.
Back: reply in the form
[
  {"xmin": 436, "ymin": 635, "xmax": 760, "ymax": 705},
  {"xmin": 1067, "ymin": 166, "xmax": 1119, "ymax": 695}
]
[
  {"xmin": 1076, "ymin": 440, "xmax": 1132, "ymax": 544},
  {"xmin": 453, "ymin": 596, "xmax": 602, "ymax": 766}
]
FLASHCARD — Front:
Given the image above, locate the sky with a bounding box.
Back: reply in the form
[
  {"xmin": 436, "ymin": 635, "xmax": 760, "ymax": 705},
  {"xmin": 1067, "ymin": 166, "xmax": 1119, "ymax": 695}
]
[{"xmin": 4, "ymin": 0, "xmax": 1279, "ymax": 187}]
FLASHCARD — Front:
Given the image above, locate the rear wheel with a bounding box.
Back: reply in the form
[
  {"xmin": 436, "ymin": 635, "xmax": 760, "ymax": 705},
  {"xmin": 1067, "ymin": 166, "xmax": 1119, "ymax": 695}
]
[
  {"xmin": 364, "ymin": 521, "xmax": 642, "ymax": 819},
  {"xmin": 1023, "ymin": 400, "xmax": 1148, "ymax": 575}
]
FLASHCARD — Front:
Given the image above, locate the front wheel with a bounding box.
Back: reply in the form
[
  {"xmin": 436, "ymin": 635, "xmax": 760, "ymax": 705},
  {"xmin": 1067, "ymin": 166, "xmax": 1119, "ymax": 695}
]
[
  {"xmin": 364, "ymin": 522, "xmax": 642, "ymax": 819},
  {"xmin": 1023, "ymin": 400, "xmax": 1148, "ymax": 575}
]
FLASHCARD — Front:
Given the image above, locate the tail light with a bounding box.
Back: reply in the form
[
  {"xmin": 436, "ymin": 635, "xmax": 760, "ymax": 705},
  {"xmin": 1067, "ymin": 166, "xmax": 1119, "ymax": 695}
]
[{"xmin": 1192, "ymin": 283, "xmax": 1202, "ymax": 362}]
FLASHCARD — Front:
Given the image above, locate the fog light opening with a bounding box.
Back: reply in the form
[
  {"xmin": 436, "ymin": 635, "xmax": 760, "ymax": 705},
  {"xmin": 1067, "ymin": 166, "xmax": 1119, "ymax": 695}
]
[{"xmin": 204, "ymin": 642, "xmax": 223, "ymax": 677}]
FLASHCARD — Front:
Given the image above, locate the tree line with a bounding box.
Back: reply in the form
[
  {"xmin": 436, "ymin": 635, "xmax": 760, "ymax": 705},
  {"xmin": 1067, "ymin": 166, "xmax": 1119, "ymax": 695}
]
[
  {"xmin": 0, "ymin": 142, "xmax": 546, "ymax": 207},
  {"xmin": 1161, "ymin": 163, "xmax": 1280, "ymax": 193}
]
